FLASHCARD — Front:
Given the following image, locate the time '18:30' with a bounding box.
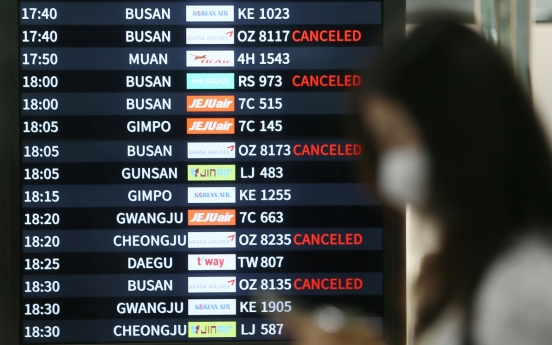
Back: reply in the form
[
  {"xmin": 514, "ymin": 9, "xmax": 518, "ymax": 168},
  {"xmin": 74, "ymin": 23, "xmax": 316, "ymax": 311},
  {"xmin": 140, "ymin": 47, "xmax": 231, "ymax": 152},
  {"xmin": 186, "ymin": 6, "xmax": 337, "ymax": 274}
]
[
  {"xmin": 24, "ymin": 303, "xmax": 60, "ymax": 316},
  {"xmin": 24, "ymin": 281, "xmax": 60, "ymax": 293},
  {"xmin": 23, "ymin": 325, "xmax": 60, "ymax": 338}
]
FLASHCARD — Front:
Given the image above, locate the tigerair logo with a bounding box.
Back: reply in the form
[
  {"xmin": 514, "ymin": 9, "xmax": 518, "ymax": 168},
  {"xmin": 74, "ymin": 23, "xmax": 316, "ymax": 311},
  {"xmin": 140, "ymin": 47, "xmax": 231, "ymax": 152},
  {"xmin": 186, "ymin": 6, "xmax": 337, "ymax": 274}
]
[
  {"xmin": 188, "ymin": 210, "xmax": 236, "ymax": 226},
  {"xmin": 188, "ymin": 322, "xmax": 236, "ymax": 338},
  {"xmin": 187, "ymin": 118, "xmax": 235, "ymax": 134},
  {"xmin": 188, "ymin": 165, "xmax": 236, "ymax": 181},
  {"xmin": 187, "ymin": 51, "xmax": 234, "ymax": 67},
  {"xmin": 187, "ymin": 96, "xmax": 235, "ymax": 112}
]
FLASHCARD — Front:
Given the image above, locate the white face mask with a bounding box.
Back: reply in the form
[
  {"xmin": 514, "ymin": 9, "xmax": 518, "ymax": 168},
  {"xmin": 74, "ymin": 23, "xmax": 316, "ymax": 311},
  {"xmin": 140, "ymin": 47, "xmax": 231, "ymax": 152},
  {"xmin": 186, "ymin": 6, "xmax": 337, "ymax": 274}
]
[{"xmin": 377, "ymin": 146, "xmax": 431, "ymax": 210}]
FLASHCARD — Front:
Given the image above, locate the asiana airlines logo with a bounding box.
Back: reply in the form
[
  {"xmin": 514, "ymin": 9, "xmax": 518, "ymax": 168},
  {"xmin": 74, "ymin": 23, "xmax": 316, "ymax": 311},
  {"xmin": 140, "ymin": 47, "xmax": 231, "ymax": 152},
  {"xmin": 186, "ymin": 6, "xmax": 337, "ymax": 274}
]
[
  {"xmin": 187, "ymin": 142, "xmax": 236, "ymax": 159},
  {"xmin": 188, "ymin": 231, "xmax": 236, "ymax": 248},
  {"xmin": 186, "ymin": 28, "xmax": 235, "ymax": 45}
]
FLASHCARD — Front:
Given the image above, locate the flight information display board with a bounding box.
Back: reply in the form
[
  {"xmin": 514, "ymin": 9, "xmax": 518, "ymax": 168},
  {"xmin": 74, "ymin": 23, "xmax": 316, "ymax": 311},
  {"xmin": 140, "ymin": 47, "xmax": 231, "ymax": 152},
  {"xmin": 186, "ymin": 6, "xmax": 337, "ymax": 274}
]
[{"xmin": 17, "ymin": 0, "xmax": 396, "ymax": 343}]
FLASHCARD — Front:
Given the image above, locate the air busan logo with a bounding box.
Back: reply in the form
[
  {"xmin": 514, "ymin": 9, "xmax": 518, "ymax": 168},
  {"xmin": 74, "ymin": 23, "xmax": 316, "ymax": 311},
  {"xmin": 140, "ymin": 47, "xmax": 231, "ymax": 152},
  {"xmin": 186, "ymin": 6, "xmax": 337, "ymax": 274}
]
[
  {"xmin": 188, "ymin": 322, "xmax": 236, "ymax": 338},
  {"xmin": 188, "ymin": 187, "xmax": 236, "ymax": 204},
  {"xmin": 187, "ymin": 142, "xmax": 236, "ymax": 159},
  {"xmin": 188, "ymin": 276, "xmax": 236, "ymax": 293},
  {"xmin": 188, "ymin": 254, "xmax": 236, "ymax": 270},
  {"xmin": 188, "ymin": 165, "xmax": 236, "ymax": 181},
  {"xmin": 186, "ymin": 28, "xmax": 235, "ymax": 45},
  {"xmin": 187, "ymin": 51, "xmax": 234, "ymax": 68},
  {"xmin": 187, "ymin": 96, "xmax": 235, "ymax": 112},
  {"xmin": 188, "ymin": 232, "xmax": 236, "ymax": 248},
  {"xmin": 186, "ymin": 6, "xmax": 234, "ymax": 22},
  {"xmin": 188, "ymin": 210, "xmax": 236, "ymax": 226},
  {"xmin": 188, "ymin": 299, "xmax": 236, "ymax": 316}
]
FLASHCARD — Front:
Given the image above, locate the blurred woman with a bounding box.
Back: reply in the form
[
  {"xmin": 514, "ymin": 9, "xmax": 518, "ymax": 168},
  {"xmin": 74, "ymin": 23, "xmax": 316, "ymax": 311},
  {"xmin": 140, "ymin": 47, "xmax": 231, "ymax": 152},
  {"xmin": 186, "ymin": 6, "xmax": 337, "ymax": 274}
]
[
  {"xmin": 289, "ymin": 22, "xmax": 552, "ymax": 345},
  {"xmin": 359, "ymin": 21, "xmax": 552, "ymax": 345}
]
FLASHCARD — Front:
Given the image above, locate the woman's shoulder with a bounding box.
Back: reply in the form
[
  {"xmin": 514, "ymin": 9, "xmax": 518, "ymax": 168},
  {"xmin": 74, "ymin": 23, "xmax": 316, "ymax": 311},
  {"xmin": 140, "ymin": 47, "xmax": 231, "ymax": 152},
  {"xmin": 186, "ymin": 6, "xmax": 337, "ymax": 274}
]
[{"xmin": 474, "ymin": 233, "xmax": 552, "ymax": 345}]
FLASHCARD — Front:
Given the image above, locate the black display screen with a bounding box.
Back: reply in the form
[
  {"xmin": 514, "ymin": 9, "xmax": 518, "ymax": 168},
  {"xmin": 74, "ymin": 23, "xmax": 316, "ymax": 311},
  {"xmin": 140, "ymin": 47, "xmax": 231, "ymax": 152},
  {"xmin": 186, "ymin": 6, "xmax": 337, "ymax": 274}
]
[{"xmin": 15, "ymin": 1, "xmax": 403, "ymax": 343}]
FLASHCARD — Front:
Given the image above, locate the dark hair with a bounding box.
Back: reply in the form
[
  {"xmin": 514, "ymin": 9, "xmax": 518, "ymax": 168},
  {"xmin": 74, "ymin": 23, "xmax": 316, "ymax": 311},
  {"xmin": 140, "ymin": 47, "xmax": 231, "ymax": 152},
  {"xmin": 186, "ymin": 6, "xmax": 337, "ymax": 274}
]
[{"xmin": 357, "ymin": 22, "xmax": 552, "ymax": 340}]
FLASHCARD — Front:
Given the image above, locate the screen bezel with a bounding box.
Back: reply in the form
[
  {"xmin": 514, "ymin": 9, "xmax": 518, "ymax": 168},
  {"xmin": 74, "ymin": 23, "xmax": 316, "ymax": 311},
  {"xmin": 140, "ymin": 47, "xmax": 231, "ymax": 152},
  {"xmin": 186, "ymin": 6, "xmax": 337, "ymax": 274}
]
[{"xmin": 0, "ymin": 0, "xmax": 406, "ymax": 344}]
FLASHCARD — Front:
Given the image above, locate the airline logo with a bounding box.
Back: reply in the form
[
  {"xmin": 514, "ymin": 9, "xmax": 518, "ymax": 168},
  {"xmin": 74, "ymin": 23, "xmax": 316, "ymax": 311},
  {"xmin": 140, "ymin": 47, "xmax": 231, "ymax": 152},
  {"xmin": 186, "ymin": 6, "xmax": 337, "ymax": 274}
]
[
  {"xmin": 188, "ymin": 142, "xmax": 236, "ymax": 159},
  {"xmin": 187, "ymin": 51, "xmax": 234, "ymax": 67},
  {"xmin": 187, "ymin": 118, "xmax": 235, "ymax": 135},
  {"xmin": 188, "ymin": 254, "xmax": 236, "ymax": 270},
  {"xmin": 188, "ymin": 299, "xmax": 236, "ymax": 316},
  {"xmin": 188, "ymin": 276, "xmax": 236, "ymax": 293},
  {"xmin": 188, "ymin": 321, "xmax": 236, "ymax": 338},
  {"xmin": 186, "ymin": 6, "xmax": 234, "ymax": 22},
  {"xmin": 188, "ymin": 165, "xmax": 236, "ymax": 181},
  {"xmin": 188, "ymin": 187, "xmax": 236, "ymax": 204},
  {"xmin": 187, "ymin": 96, "xmax": 235, "ymax": 112},
  {"xmin": 187, "ymin": 73, "xmax": 235, "ymax": 90},
  {"xmin": 188, "ymin": 232, "xmax": 236, "ymax": 248},
  {"xmin": 188, "ymin": 210, "xmax": 236, "ymax": 226},
  {"xmin": 186, "ymin": 28, "xmax": 235, "ymax": 45}
]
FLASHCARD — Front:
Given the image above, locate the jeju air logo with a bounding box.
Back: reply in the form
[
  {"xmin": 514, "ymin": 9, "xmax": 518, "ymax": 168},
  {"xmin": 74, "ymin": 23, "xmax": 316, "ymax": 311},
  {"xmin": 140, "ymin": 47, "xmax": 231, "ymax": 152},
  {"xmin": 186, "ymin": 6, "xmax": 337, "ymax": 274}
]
[{"xmin": 187, "ymin": 96, "xmax": 235, "ymax": 112}]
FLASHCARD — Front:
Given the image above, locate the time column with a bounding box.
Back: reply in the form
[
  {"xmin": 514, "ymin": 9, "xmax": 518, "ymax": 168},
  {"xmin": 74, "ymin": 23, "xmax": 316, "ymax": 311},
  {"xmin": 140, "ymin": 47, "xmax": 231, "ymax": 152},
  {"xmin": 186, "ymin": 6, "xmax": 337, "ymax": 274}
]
[{"xmin": 20, "ymin": 3, "xmax": 66, "ymax": 342}]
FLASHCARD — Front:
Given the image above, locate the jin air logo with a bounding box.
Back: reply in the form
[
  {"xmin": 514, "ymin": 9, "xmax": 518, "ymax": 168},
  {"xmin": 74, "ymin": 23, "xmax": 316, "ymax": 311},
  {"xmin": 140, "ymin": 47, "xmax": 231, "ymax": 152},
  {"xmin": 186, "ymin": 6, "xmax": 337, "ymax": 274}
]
[
  {"xmin": 188, "ymin": 322, "xmax": 236, "ymax": 338},
  {"xmin": 188, "ymin": 165, "xmax": 235, "ymax": 181}
]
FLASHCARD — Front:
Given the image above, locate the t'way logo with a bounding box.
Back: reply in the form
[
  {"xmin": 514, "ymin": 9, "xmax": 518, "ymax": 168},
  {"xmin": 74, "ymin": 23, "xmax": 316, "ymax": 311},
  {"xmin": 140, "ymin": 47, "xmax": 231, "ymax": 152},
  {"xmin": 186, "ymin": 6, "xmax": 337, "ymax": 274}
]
[{"xmin": 188, "ymin": 254, "xmax": 236, "ymax": 270}]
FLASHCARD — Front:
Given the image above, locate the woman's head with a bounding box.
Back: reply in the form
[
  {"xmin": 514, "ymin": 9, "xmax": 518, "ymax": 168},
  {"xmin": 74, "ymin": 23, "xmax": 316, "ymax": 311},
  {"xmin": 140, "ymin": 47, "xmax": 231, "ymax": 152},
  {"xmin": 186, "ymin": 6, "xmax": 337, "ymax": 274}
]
[
  {"xmin": 360, "ymin": 21, "xmax": 552, "ymax": 226},
  {"xmin": 357, "ymin": 21, "xmax": 552, "ymax": 335}
]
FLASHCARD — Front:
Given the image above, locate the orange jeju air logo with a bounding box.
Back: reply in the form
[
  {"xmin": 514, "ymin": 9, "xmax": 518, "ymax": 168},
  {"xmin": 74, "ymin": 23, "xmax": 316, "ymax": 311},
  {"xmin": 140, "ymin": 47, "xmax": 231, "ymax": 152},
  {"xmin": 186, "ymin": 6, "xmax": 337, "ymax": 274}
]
[
  {"xmin": 187, "ymin": 118, "xmax": 235, "ymax": 134},
  {"xmin": 188, "ymin": 209, "xmax": 236, "ymax": 226},
  {"xmin": 187, "ymin": 96, "xmax": 235, "ymax": 112}
]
